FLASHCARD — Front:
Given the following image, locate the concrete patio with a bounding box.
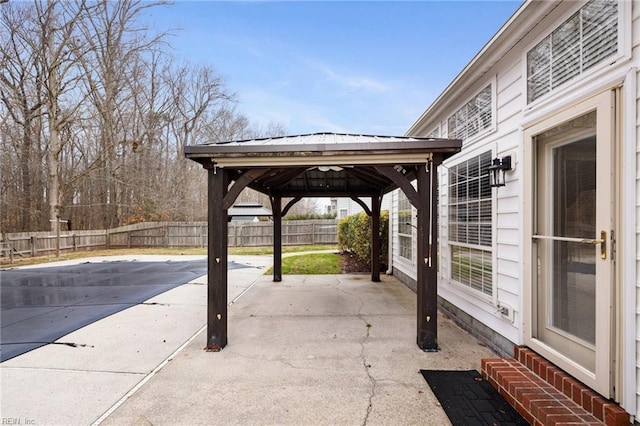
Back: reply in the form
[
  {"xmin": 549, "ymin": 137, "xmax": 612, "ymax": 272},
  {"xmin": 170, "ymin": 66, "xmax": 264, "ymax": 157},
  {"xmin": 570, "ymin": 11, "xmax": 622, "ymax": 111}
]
[{"xmin": 1, "ymin": 255, "xmax": 494, "ymax": 425}]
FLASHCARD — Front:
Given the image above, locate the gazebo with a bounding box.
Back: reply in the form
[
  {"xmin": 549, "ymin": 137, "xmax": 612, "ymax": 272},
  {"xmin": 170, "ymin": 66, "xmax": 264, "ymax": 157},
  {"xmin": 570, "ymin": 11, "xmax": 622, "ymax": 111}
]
[{"xmin": 184, "ymin": 133, "xmax": 462, "ymax": 352}]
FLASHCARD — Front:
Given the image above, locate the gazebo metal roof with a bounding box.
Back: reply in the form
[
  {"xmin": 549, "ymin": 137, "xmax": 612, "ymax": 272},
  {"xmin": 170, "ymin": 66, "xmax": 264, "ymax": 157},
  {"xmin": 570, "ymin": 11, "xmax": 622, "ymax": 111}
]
[
  {"xmin": 185, "ymin": 132, "xmax": 460, "ymax": 151},
  {"xmin": 184, "ymin": 132, "xmax": 461, "ymax": 199}
]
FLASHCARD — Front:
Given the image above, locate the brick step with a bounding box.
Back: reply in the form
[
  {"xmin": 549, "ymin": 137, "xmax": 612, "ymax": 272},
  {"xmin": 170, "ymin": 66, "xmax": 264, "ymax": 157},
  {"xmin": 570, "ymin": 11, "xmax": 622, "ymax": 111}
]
[{"xmin": 481, "ymin": 347, "xmax": 629, "ymax": 425}]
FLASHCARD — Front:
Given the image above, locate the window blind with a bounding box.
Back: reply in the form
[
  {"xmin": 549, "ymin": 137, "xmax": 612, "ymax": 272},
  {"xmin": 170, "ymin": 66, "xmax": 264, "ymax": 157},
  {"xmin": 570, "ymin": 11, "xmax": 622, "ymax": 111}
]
[
  {"xmin": 447, "ymin": 151, "xmax": 493, "ymax": 296},
  {"xmin": 447, "ymin": 85, "xmax": 492, "ymax": 140},
  {"xmin": 527, "ymin": 0, "xmax": 617, "ymax": 103}
]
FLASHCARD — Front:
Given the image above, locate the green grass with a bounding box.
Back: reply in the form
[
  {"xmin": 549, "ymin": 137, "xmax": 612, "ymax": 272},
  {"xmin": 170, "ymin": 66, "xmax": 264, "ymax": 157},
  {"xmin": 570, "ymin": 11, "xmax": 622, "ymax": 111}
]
[
  {"xmin": 266, "ymin": 253, "xmax": 343, "ymax": 275},
  {"xmin": 229, "ymin": 244, "xmax": 337, "ymax": 256}
]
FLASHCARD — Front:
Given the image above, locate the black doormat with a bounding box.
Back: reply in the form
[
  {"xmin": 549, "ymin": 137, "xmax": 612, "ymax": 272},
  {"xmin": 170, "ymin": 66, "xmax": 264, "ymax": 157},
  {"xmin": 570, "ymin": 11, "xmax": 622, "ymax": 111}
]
[{"xmin": 420, "ymin": 369, "xmax": 529, "ymax": 426}]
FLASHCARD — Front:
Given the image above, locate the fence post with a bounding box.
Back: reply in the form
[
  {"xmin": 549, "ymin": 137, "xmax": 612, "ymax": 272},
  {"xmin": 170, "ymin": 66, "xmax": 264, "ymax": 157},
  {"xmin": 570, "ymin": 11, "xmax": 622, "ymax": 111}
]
[
  {"xmin": 233, "ymin": 223, "xmax": 237, "ymax": 247},
  {"xmin": 56, "ymin": 218, "xmax": 61, "ymax": 258},
  {"xmin": 106, "ymin": 229, "xmax": 110, "ymax": 249},
  {"xmin": 30, "ymin": 235, "xmax": 36, "ymax": 257},
  {"xmin": 164, "ymin": 226, "xmax": 169, "ymax": 247},
  {"xmin": 9, "ymin": 239, "xmax": 14, "ymax": 263},
  {"xmin": 312, "ymin": 223, "xmax": 316, "ymax": 246},
  {"xmin": 282, "ymin": 222, "xmax": 286, "ymax": 246},
  {"xmin": 73, "ymin": 234, "xmax": 77, "ymax": 252},
  {"xmin": 127, "ymin": 230, "xmax": 131, "ymax": 248}
]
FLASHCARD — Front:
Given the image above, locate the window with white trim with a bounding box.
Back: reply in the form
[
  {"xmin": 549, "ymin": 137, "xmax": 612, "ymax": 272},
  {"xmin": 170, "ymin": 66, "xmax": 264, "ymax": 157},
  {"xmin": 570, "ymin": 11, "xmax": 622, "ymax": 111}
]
[
  {"xmin": 448, "ymin": 151, "xmax": 493, "ymax": 296},
  {"xmin": 447, "ymin": 85, "xmax": 492, "ymax": 141},
  {"xmin": 527, "ymin": 0, "xmax": 618, "ymax": 103},
  {"xmin": 397, "ymin": 191, "xmax": 413, "ymax": 261}
]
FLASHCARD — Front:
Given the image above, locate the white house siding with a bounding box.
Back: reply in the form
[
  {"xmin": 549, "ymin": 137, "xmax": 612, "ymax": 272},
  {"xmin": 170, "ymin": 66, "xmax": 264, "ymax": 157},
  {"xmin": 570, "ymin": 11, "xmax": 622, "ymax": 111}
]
[
  {"xmin": 392, "ymin": 0, "xmax": 640, "ymax": 416},
  {"xmin": 335, "ymin": 197, "xmax": 353, "ymax": 218},
  {"xmin": 333, "ymin": 196, "xmax": 391, "ymax": 219},
  {"xmin": 493, "ymin": 56, "xmax": 526, "ymax": 337},
  {"xmin": 390, "ymin": 184, "xmax": 417, "ymax": 283},
  {"xmin": 438, "ymin": 166, "xmax": 449, "ymax": 286}
]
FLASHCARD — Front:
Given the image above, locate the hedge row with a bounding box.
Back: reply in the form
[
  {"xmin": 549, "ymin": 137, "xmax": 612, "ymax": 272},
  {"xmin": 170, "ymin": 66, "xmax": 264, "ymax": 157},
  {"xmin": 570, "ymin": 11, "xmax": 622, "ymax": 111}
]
[{"xmin": 337, "ymin": 210, "xmax": 389, "ymax": 269}]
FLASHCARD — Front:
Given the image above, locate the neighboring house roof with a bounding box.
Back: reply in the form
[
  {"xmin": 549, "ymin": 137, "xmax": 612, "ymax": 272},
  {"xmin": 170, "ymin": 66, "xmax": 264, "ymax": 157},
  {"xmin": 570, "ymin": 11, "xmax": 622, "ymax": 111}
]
[{"xmin": 228, "ymin": 203, "xmax": 273, "ymax": 218}]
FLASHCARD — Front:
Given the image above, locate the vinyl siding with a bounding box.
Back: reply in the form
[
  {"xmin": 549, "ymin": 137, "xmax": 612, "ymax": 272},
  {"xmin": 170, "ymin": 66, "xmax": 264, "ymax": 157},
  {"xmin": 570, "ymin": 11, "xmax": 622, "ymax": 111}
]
[
  {"xmin": 390, "ymin": 183, "xmax": 417, "ymax": 278},
  {"xmin": 333, "ymin": 196, "xmax": 391, "ymax": 219}
]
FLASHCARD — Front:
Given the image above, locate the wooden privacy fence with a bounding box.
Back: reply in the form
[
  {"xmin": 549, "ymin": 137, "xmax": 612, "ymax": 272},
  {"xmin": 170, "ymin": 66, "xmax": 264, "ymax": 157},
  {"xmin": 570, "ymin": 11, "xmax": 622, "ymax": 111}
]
[{"xmin": 0, "ymin": 220, "xmax": 338, "ymax": 262}]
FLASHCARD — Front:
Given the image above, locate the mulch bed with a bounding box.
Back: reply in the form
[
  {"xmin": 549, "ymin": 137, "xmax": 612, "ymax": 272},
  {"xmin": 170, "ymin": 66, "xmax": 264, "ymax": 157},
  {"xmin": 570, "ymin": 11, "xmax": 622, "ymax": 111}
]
[{"xmin": 339, "ymin": 251, "xmax": 373, "ymax": 273}]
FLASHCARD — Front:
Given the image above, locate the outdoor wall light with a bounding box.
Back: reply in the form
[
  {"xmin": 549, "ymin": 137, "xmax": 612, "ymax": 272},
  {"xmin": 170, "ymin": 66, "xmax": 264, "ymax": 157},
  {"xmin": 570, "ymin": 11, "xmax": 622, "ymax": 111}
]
[{"xmin": 488, "ymin": 155, "xmax": 512, "ymax": 188}]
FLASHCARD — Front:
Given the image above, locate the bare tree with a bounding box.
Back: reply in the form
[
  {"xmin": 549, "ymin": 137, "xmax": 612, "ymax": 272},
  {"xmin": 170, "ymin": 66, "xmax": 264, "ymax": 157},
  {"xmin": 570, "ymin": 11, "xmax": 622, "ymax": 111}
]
[
  {"xmin": 74, "ymin": 0, "xmax": 169, "ymax": 228},
  {"xmin": 0, "ymin": 0, "xmax": 287, "ymax": 232},
  {"xmin": 30, "ymin": 0, "xmax": 91, "ymax": 232},
  {"xmin": 162, "ymin": 63, "xmax": 237, "ymax": 221},
  {"xmin": 0, "ymin": 2, "xmax": 46, "ymax": 230},
  {"xmin": 118, "ymin": 48, "xmax": 173, "ymax": 224}
]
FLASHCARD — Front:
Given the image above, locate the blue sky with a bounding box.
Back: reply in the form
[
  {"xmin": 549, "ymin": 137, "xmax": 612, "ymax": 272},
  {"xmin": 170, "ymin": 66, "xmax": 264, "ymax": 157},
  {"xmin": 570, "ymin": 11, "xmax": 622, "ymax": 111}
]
[{"xmin": 147, "ymin": 1, "xmax": 522, "ymax": 136}]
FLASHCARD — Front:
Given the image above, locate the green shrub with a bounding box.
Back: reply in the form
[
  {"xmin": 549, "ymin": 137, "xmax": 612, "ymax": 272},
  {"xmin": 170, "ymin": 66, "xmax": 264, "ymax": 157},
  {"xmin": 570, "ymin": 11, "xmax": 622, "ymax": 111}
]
[{"xmin": 337, "ymin": 210, "xmax": 388, "ymax": 269}]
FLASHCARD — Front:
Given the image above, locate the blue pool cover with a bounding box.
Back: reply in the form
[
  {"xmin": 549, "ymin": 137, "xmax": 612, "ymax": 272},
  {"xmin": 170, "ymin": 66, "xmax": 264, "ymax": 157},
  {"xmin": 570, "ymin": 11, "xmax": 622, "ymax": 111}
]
[{"xmin": 0, "ymin": 259, "xmax": 248, "ymax": 362}]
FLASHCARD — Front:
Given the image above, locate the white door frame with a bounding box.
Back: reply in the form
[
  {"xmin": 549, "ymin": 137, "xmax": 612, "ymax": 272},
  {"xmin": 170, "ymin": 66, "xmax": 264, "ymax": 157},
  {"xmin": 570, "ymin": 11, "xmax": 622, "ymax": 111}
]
[{"xmin": 523, "ymin": 90, "xmax": 616, "ymax": 397}]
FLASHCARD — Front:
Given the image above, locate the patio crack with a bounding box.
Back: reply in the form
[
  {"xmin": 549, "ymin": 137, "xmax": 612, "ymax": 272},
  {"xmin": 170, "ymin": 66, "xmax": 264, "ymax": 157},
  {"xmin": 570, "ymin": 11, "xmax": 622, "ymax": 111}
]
[
  {"xmin": 337, "ymin": 285, "xmax": 376, "ymax": 426},
  {"xmin": 360, "ymin": 319, "xmax": 376, "ymax": 426}
]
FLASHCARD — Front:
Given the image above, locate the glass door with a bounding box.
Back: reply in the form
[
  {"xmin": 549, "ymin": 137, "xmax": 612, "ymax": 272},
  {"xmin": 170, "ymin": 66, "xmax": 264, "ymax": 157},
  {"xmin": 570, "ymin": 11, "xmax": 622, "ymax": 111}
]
[{"xmin": 526, "ymin": 91, "xmax": 614, "ymax": 397}]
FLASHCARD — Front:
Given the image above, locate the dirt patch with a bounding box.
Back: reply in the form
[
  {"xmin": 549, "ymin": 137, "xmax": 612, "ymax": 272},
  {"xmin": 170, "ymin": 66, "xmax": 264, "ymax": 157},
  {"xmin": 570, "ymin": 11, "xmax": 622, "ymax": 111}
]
[{"xmin": 340, "ymin": 251, "xmax": 370, "ymax": 273}]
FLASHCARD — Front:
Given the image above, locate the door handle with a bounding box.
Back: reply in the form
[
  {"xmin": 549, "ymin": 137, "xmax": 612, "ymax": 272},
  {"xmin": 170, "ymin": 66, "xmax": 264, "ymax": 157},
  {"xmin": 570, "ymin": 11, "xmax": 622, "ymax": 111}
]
[{"xmin": 580, "ymin": 230, "xmax": 606, "ymax": 259}]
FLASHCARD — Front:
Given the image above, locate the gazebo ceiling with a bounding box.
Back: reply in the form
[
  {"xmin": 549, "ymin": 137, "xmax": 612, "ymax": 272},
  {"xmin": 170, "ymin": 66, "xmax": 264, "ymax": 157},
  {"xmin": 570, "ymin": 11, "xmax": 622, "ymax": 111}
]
[
  {"xmin": 184, "ymin": 132, "xmax": 462, "ymax": 198},
  {"xmin": 227, "ymin": 166, "xmax": 411, "ymax": 198}
]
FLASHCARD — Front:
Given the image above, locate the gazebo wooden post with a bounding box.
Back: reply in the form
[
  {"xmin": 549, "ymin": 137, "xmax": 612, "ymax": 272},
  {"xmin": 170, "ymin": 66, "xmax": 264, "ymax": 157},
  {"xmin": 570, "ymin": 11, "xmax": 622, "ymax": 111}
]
[
  {"xmin": 206, "ymin": 165, "xmax": 229, "ymax": 351},
  {"xmin": 416, "ymin": 157, "xmax": 440, "ymax": 351},
  {"xmin": 272, "ymin": 196, "xmax": 283, "ymax": 282},
  {"xmin": 371, "ymin": 194, "xmax": 381, "ymax": 282}
]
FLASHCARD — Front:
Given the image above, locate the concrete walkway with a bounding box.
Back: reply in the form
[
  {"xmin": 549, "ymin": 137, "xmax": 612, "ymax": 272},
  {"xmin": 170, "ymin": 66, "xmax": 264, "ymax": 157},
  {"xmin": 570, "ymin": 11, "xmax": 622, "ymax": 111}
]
[{"xmin": 1, "ymin": 254, "xmax": 494, "ymax": 425}]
